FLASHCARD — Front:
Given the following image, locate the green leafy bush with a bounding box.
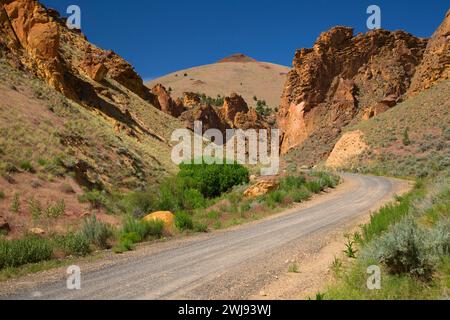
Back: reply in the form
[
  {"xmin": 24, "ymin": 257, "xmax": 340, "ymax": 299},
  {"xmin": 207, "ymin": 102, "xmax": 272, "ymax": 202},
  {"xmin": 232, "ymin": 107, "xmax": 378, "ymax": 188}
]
[
  {"xmin": 0, "ymin": 236, "xmax": 53, "ymax": 269},
  {"xmin": 280, "ymin": 175, "xmax": 306, "ymax": 191},
  {"xmin": 194, "ymin": 221, "xmax": 208, "ymax": 233},
  {"xmin": 361, "ymin": 197, "xmax": 411, "ymax": 244},
  {"xmin": 182, "ymin": 188, "xmax": 205, "ymax": 210},
  {"xmin": 122, "ymin": 217, "xmax": 164, "ymax": 241},
  {"xmin": 78, "ymin": 189, "xmax": 108, "ymax": 209},
  {"xmin": 119, "ymin": 189, "xmax": 158, "ymax": 218},
  {"xmin": 80, "ymin": 216, "xmax": 113, "ymax": 249},
  {"xmin": 289, "ymin": 187, "xmax": 311, "ymax": 203},
  {"xmin": 113, "ymin": 238, "xmax": 134, "ymax": 254},
  {"xmin": 19, "ymin": 160, "xmax": 34, "ymax": 173},
  {"xmin": 45, "ymin": 199, "xmax": 66, "ymax": 218},
  {"xmin": 175, "ymin": 211, "xmax": 193, "ymax": 231},
  {"xmin": 178, "ymin": 159, "xmax": 249, "ymax": 198},
  {"xmin": 10, "ymin": 193, "xmax": 20, "ymax": 213},
  {"xmin": 53, "ymin": 233, "xmax": 91, "ymax": 257},
  {"xmin": 305, "ymin": 180, "xmax": 322, "ymax": 193},
  {"xmin": 0, "ymin": 190, "xmax": 5, "ymax": 200}
]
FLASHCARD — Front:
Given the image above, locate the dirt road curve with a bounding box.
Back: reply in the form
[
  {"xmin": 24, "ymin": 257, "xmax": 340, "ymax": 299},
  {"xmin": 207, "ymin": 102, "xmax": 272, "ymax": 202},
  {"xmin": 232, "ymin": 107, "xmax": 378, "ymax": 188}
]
[{"xmin": 2, "ymin": 173, "xmax": 408, "ymax": 300}]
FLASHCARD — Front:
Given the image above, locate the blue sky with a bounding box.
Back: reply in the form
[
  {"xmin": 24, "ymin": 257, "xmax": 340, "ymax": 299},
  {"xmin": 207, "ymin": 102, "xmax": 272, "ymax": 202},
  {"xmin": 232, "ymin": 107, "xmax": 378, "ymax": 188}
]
[{"xmin": 41, "ymin": 0, "xmax": 449, "ymax": 80}]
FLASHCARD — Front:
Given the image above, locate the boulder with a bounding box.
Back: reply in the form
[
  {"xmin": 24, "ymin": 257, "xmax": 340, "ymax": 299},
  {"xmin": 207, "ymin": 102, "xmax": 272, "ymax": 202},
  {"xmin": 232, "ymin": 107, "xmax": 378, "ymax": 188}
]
[
  {"xmin": 143, "ymin": 211, "xmax": 175, "ymax": 233},
  {"xmin": 29, "ymin": 227, "xmax": 45, "ymax": 235},
  {"xmin": 243, "ymin": 180, "xmax": 279, "ymax": 198}
]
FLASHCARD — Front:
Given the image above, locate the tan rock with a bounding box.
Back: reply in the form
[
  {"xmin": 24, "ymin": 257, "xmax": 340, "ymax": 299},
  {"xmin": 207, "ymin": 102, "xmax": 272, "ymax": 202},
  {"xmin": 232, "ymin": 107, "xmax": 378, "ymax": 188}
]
[
  {"xmin": 183, "ymin": 92, "xmax": 201, "ymax": 107},
  {"xmin": 143, "ymin": 211, "xmax": 175, "ymax": 234},
  {"xmin": 29, "ymin": 227, "xmax": 45, "ymax": 235},
  {"xmin": 326, "ymin": 130, "xmax": 369, "ymax": 168},
  {"xmin": 243, "ymin": 180, "xmax": 279, "ymax": 198}
]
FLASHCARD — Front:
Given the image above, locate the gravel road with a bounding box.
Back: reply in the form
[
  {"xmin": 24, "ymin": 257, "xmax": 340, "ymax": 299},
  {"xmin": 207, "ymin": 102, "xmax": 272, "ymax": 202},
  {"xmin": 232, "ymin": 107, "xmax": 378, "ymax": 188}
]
[{"xmin": 2, "ymin": 173, "xmax": 405, "ymax": 300}]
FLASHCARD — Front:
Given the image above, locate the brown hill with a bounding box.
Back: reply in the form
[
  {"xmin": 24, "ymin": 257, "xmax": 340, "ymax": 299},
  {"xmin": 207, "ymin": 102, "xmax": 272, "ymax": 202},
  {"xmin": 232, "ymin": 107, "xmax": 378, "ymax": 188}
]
[
  {"xmin": 146, "ymin": 58, "xmax": 290, "ymax": 109},
  {"xmin": 218, "ymin": 53, "xmax": 257, "ymax": 63},
  {"xmin": 278, "ymin": 10, "xmax": 450, "ymax": 165},
  {"xmin": 0, "ymin": 0, "xmax": 188, "ymax": 236}
]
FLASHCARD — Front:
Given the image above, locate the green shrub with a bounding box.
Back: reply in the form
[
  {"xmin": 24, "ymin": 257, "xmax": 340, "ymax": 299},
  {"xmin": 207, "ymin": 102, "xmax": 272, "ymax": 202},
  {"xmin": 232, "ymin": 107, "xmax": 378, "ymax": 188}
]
[
  {"xmin": 280, "ymin": 175, "xmax": 306, "ymax": 191},
  {"xmin": 113, "ymin": 239, "xmax": 134, "ymax": 254},
  {"xmin": 239, "ymin": 201, "xmax": 252, "ymax": 213},
  {"xmin": 119, "ymin": 189, "xmax": 158, "ymax": 218},
  {"xmin": 207, "ymin": 210, "xmax": 220, "ymax": 220},
  {"xmin": 122, "ymin": 217, "xmax": 164, "ymax": 241},
  {"xmin": 178, "ymin": 159, "xmax": 249, "ymax": 198},
  {"xmin": 194, "ymin": 221, "xmax": 208, "ymax": 233},
  {"xmin": 268, "ymin": 190, "xmax": 287, "ymax": 204},
  {"xmin": 19, "ymin": 160, "xmax": 34, "ymax": 173},
  {"xmin": 288, "ymin": 263, "xmax": 300, "ymax": 273},
  {"xmin": 78, "ymin": 189, "xmax": 108, "ymax": 209},
  {"xmin": 289, "ymin": 187, "xmax": 311, "ymax": 203},
  {"xmin": 431, "ymin": 218, "xmax": 450, "ymax": 256},
  {"xmin": 402, "ymin": 128, "xmax": 411, "ymax": 146},
  {"xmin": 0, "ymin": 236, "xmax": 53, "ymax": 269},
  {"xmin": 0, "ymin": 190, "xmax": 5, "ymax": 200},
  {"xmin": 305, "ymin": 180, "xmax": 322, "ymax": 194},
  {"xmin": 53, "ymin": 233, "xmax": 91, "ymax": 257},
  {"xmin": 182, "ymin": 188, "xmax": 205, "ymax": 210},
  {"xmin": 10, "ymin": 193, "xmax": 20, "ymax": 213},
  {"xmin": 367, "ymin": 219, "xmax": 437, "ymax": 281},
  {"xmin": 175, "ymin": 211, "xmax": 194, "ymax": 231},
  {"xmin": 28, "ymin": 197, "xmax": 42, "ymax": 219},
  {"xmin": 45, "ymin": 199, "xmax": 66, "ymax": 219},
  {"xmin": 361, "ymin": 198, "xmax": 411, "ymax": 244},
  {"xmin": 310, "ymin": 171, "xmax": 340, "ymax": 189},
  {"xmin": 80, "ymin": 216, "xmax": 113, "ymax": 249},
  {"xmin": 119, "ymin": 232, "xmax": 141, "ymax": 244}
]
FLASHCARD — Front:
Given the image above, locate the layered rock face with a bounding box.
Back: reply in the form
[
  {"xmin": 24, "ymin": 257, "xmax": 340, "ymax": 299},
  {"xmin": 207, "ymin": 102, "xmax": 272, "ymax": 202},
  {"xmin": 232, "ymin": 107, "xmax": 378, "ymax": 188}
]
[
  {"xmin": 0, "ymin": 0, "xmax": 71, "ymax": 96},
  {"xmin": 183, "ymin": 92, "xmax": 201, "ymax": 107},
  {"xmin": 150, "ymin": 84, "xmax": 184, "ymax": 117},
  {"xmin": 0, "ymin": 0, "xmax": 153, "ymax": 104},
  {"xmin": 277, "ymin": 26, "xmax": 428, "ymax": 162},
  {"xmin": 220, "ymin": 93, "xmax": 249, "ymax": 128},
  {"xmin": 180, "ymin": 92, "xmax": 267, "ymax": 134},
  {"xmin": 408, "ymin": 9, "xmax": 450, "ymax": 96}
]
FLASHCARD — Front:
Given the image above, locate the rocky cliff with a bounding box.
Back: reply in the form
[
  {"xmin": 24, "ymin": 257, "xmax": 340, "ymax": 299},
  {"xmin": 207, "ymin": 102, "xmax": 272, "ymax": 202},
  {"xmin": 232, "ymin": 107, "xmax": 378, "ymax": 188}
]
[
  {"xmin": 277, "ymin": 26, "xmax": 428, "ymax": 163},
  {"xmin": 408, "ymin": 9, "xmax": 450, "ymax": 96}
]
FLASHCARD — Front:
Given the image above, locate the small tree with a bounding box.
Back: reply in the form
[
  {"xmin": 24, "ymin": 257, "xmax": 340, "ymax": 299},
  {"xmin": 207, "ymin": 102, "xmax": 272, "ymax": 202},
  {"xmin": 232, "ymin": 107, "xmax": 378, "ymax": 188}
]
[{"xmin": 402, "ymin": 128, "xmax": 411, "ymax": 146}]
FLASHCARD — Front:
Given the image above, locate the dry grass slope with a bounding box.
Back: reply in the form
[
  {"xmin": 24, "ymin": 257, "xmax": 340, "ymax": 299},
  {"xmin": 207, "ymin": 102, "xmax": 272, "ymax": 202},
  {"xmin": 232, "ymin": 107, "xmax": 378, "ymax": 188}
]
[{"xmin": 146, "ymin": 60, "xmax": 290, "ymax": 109}]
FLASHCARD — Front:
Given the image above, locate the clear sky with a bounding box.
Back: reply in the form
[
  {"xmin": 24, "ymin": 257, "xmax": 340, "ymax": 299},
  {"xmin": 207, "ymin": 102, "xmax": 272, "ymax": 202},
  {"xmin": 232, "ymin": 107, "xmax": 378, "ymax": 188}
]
[{"xmin": 41, "ymin": 0, "xmax": 449, "ymax": 81}]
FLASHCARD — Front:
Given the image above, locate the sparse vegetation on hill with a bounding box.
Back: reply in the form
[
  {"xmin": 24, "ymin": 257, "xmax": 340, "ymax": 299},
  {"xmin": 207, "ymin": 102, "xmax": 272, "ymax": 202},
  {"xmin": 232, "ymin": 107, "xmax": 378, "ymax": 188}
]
[{"xmin": 339, "ymin": 80, "xmax": 450, "ymax": 178}]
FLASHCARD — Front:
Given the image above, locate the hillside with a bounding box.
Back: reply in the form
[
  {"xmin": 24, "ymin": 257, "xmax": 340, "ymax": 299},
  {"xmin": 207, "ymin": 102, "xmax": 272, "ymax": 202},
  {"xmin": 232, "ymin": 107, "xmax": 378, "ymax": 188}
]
[
  {"xmin": 326, "ymin": 80, "xmax": 450, "ymax": 177},
  {"xmin": 146, "ymin": 54, "xmax": 290, "ymax": 109},
  {"xmin": 0, "ymin": 0, "xmax": 183, "ymax": 237}
]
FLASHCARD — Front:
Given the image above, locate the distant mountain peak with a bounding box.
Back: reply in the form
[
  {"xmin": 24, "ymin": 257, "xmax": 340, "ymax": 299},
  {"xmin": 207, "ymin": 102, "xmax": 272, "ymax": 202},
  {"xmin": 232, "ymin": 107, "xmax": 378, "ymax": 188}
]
[{"xmin": 218, "ymin": 53, "xmax": 257, "ymax": 63}]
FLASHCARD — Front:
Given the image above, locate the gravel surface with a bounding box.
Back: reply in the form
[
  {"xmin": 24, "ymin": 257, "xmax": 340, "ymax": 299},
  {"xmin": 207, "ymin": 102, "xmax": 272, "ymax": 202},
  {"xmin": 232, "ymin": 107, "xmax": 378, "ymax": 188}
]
[{"xmin": 0, "ymin": 173, "xmax": 408, "ymax": 300}]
